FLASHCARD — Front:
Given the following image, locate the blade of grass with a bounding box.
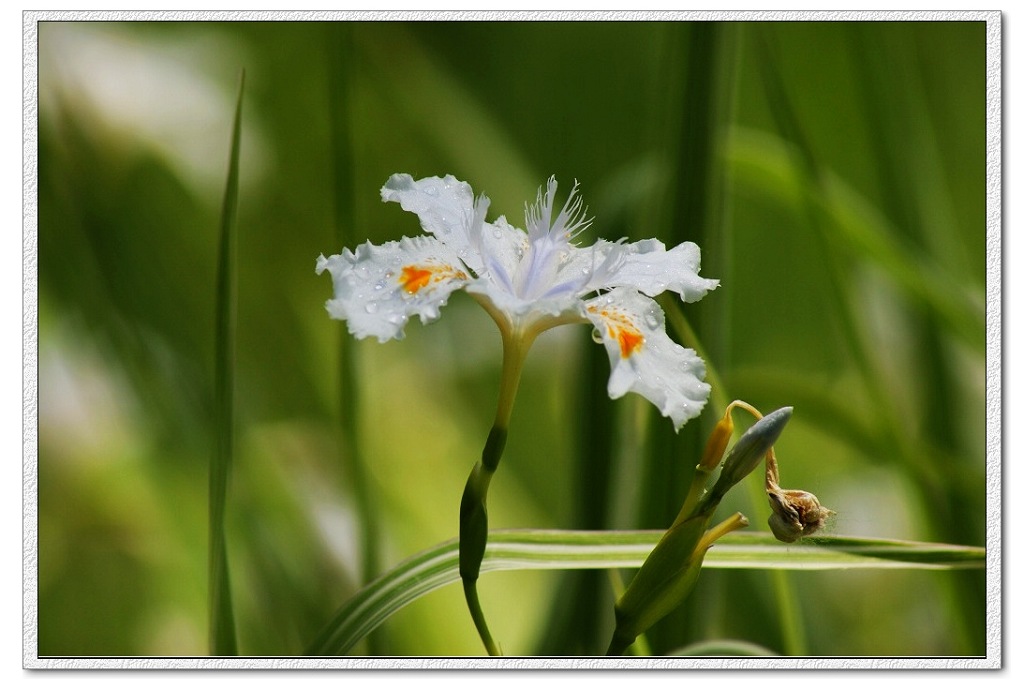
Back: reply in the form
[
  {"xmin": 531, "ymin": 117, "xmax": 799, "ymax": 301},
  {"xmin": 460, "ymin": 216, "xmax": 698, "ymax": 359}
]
[
  {"xmin": 305, "ymin": 528, "xmax": 984, "ymax": 656},
  {"xmin": 325, "ymin": 21, "xmax": 382, "ymax": 604},
  {"xmin": 208, "ymin": 69, "xmax": 244, "ymax": 656}
]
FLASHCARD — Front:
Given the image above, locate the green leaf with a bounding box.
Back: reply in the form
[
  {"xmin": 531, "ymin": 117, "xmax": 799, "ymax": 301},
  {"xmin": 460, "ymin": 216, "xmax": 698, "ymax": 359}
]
[
  {"xmin": 305, "ymin": 529, "xmax": 984, "ymax": 656},
  {"xmin": 208, "ymin": 69, "xmax": 244, "ymax": 657}
]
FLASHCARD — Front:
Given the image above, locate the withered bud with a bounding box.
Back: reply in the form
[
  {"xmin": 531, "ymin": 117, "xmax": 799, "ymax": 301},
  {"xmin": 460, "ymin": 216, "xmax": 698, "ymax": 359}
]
[{"xmin": 767, "ymin": 488, "xmax": 834, "ymax": 543}]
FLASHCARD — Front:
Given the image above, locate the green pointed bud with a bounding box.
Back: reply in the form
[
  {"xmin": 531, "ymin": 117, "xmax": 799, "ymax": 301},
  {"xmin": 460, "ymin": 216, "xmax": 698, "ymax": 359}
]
[
  {"xmin": 700, "ymin": 406, "xmax": 793, "ymax": 513},
  {"xmin": 459, "ymin": 462, "xmax": 493, "ymax": 581}
]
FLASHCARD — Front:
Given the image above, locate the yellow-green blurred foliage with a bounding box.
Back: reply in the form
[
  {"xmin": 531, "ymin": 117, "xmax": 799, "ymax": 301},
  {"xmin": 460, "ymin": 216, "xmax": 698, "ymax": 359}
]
[{"xmin": 36, "ymin": 20, "xmax": 988, "ymax": 657}]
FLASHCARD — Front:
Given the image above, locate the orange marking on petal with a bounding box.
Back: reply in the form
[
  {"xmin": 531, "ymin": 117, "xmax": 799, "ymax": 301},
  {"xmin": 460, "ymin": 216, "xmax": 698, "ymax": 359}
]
[
  {"xmin": 588, "ymin": 304, "xmax": 644, "ymax": 358},
  {"xmin": 616, "ymin": 328, "xmax": 644, "ymax": 358},
  {"xmin": 400, "ymin": 265, "xmax": 434, "ymax": 294}
]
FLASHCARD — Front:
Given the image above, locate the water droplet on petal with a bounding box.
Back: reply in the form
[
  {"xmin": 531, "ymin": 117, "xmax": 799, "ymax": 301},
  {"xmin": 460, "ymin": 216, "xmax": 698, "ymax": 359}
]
[
  {"xmin": 492, "ymin": 228, "xmax": 503, "ymax": 239},
  {"xmin": 365, "ymin": 302, "xmax": 379, "ymax": 314},
  {"xmin": 644, "ymin": 311, "xmax": 660, "ymax": 329},
  {"xmin": 591, "ymin": 328, "xmax": 604, "ymax": 344}
]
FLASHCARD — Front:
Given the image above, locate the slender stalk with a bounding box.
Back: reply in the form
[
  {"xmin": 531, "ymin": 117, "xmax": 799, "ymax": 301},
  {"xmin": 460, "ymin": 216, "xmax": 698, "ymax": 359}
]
[
  {"xmin": 208, "ymin": 70, "xmax": 244, "ymax": 656},
  {"xmin": 458, "ymin": 327, "xmax": 535, "ymax": 655},
  {"xmin": 462, "ymin": 579, "xmax": 500, "ymax": 656}
]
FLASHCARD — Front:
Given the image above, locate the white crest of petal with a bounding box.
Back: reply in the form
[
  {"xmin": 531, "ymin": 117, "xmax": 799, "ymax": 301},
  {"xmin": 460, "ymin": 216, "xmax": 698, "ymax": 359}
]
[
  {"xmin": 584, "ymin": 287, "xmax": 710, "ymax": 430},
  {"xmin": 380, "ymin": 173, "xmax": 483, "ymax": 272},
  {"xmin": 316, "ymin": 235, "xmax": 469, "ymax": 343}
]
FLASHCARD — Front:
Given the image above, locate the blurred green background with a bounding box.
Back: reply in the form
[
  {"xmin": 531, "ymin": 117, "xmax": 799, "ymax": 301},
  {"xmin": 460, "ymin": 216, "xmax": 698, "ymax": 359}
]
[{"xmin": 35, "ymin": 19, "xmax": 989, "ymax": 657}]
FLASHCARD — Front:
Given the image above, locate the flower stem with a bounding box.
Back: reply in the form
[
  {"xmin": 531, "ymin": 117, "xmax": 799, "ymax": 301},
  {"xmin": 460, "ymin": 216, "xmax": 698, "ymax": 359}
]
[
  {"xmin": 462, "ymin": 579, "xmax": 500, "ymax": 656},
  {"xmin": 458, "ymin": 327, "xmax": 535, "ymax": 655}
]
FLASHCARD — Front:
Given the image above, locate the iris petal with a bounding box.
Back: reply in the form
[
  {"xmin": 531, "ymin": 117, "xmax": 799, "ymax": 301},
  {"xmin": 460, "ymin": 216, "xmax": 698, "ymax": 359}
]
[
  {"xmin": 316, "ymin": 235, "xmax": 468, "ymax": 343},
  {"xmin": 584, "ymin": 288, "xmax": 710, "ymax": 430}
]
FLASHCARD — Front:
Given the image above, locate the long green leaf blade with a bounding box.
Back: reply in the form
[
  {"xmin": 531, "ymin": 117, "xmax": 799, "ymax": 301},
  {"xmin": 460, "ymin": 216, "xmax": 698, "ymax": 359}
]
[
  {"xmin": 209, "ymin": 70, "xmax": 245, "ymax": 657},
  {"xmin": 305, "ymin": 529, "xmax": 983, "ymax": 656}
]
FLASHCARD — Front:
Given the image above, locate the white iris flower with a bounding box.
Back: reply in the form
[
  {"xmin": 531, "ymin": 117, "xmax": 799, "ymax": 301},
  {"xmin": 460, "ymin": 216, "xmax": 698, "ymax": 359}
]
[{"xmin": 317, "ymin": 173, "xmax": 719, "ymax": 429}]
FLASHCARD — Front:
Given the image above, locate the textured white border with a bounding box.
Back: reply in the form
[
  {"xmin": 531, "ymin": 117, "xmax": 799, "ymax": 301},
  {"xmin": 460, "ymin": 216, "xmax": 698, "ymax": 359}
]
[
  {"xmin": 22, "ymin": 7, "xmax": 40, "ymax": 676},
  {"xmin": 983, "ymin": 7, "xmax": 1004, "ymax": 671},
  {"xmin": 22, "ymin": 9, "xmax": 1002, "ymax": 672}
]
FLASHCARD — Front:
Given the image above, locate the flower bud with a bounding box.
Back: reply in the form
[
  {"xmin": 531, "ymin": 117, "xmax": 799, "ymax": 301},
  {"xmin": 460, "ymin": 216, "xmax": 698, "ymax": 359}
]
[
  {"xmin": 717, "ymin": 407, "xmax": 792, "ymax": 487},
  {"xmin": 698, "ymin": 410, "xmax": 735, "ymax": 471},
  {"xmin": 699, "ymin": 407, "xmax": 793, "ymax": 513}
]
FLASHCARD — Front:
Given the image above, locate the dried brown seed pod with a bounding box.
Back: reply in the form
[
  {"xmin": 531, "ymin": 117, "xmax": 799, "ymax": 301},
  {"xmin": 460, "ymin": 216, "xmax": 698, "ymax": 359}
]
[{"xmin": 767, "ymin": 488, "xmax": 834, "ymax": 542}]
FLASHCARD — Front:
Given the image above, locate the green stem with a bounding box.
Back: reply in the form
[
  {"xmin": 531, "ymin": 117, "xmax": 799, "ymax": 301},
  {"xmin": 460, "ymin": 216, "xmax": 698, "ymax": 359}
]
[
  {"xmin": 463, "ymin": 579, "xmax": 500, "ymax": 656},
  {"xmin": 458, "ymin": 326, "xmax": 535, "ymax": 655}
]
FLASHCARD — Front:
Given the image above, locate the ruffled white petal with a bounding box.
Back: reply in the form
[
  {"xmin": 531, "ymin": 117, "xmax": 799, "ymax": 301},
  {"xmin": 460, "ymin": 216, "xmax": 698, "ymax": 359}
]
[
  {"xmin": 584, "ymin": 287, "xmax": 710, "ymax": 430},
  {"xmin": 594, "ymin": 238, "xmax": 719, "ymax": 302},
  {"xmin": 316, "ymin": 235, "xmax": 468, "ymax": 343},
  {"xmin": 380, "ymin": 173, "xmax": 483, "ymax": 272}
]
